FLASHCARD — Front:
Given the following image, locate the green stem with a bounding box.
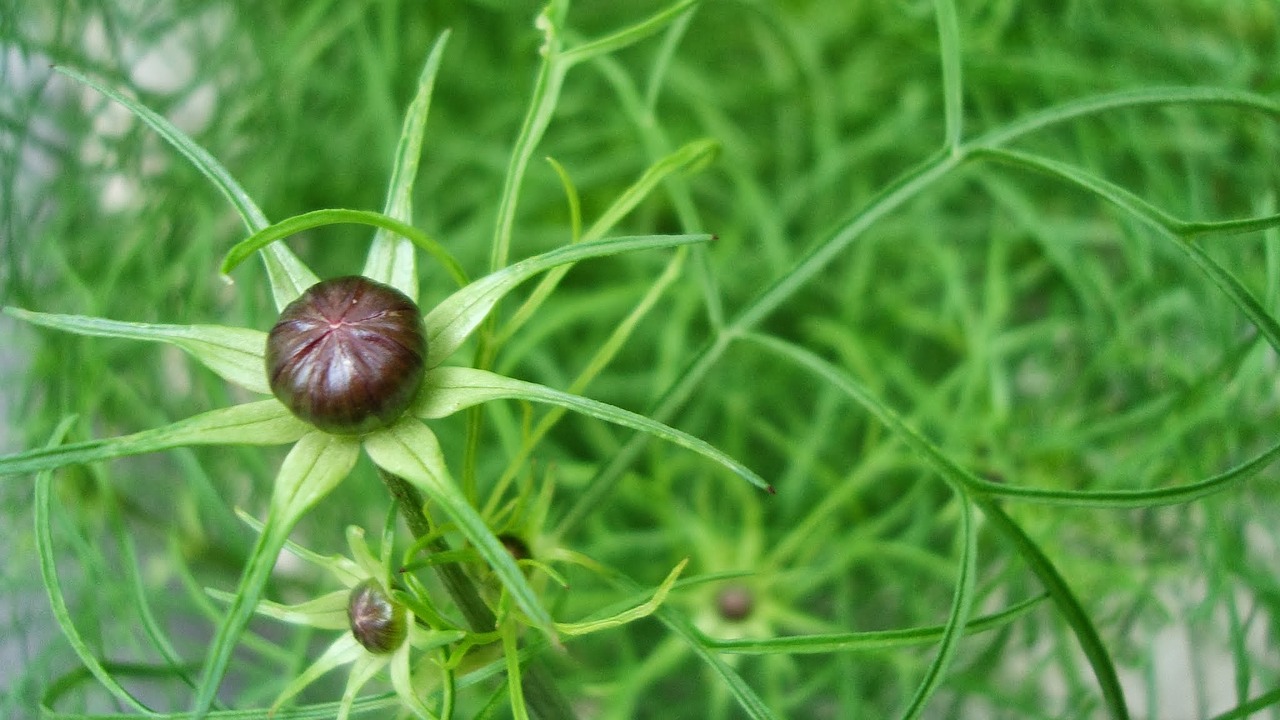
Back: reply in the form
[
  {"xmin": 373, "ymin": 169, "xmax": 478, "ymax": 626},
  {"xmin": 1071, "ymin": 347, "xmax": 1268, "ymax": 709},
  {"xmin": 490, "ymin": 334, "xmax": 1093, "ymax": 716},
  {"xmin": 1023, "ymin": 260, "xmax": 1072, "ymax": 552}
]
[{"xmin": 378, "ymin": 468, "xmax": 576, "ymax": 720}]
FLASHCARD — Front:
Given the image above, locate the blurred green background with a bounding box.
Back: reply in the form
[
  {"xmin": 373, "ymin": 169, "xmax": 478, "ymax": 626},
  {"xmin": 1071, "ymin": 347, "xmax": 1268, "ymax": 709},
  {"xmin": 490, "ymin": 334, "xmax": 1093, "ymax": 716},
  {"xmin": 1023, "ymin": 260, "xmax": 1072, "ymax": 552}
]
[{"xmin": 2, "ymin": 1, "xmax": 1279, "ymax": 718}]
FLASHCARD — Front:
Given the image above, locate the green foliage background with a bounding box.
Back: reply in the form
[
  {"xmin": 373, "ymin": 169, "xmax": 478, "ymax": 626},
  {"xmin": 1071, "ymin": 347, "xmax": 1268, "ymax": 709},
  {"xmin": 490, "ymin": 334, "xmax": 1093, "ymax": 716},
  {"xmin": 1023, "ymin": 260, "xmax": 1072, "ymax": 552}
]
[{"xmin": 3, "ymin": 0, "xmax": 1279, "ymax": 718}]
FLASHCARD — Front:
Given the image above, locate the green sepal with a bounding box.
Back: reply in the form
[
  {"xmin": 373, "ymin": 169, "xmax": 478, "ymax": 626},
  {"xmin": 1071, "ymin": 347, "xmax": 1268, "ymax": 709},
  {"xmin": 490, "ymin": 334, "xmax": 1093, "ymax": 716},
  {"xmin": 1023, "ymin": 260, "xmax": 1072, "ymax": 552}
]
[
  {"xmin": 0, "ymin": 400, "xmax": 306, "ymax": 478},
  {"xmin": 7, "ymin": 308, "xmax": 269, "ymax": 395},
  {"xmin": 205, "ymin": 587, "xmax": 350, "ymax": 630},
  {"xmin": 414, "ymin": 366, "xmax": 772, "ymax": 493},
  {"xmin": 363, "ymin": 30, "xmax": 453, "ymax": 301},
  {"xmin": 192, "ymin": 432, "xmax": 360, "ymax": 718},
  {"xmin": 423, "ymin": 233, "xmax": 712, "ymax": 368},
  {"xmin": 362, "ymin": 419, "xmax": 557, "ymax": 639},
  {"xmin": 271, "ymin": 633, "xmax": 365, "ymax": 714},
  {"xmin": 269, "ymin": 432, "xmax": 363, "ymax": 525}
]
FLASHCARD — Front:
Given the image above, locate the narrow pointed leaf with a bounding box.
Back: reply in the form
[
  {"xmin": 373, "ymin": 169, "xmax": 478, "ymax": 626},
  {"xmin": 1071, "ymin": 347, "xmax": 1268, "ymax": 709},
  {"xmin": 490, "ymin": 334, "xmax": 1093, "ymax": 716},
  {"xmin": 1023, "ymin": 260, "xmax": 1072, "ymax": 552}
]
[
  {"xmin": 414, "ymin": 366, "xmax": 771, "ymax": 493},
  {"xmin": 559, "ymin": 0, "xmax": 699, "ymax": 66},
  {"xmin": 193, "ymin": 432, "xmax": 360, "ymax": 718},
  {"xmin": 272, "ymin": 634, "xmax": 366, "ymax": 713},
  {"xmin": 391, "ymin": 636, "xmax": 442, "ymax": 720},
  {"xmin": 424, "ymin": 233, "xmax": 712, "ymax": 367},
  {"xmin": 502, "ymin": 618, "xmax": 530, "ymax": 720},
  {"xmin": 363, "ymin": 30, "xmax": 452, "ymax": 300},
  {"xmin": 557, "ymin": 559, "xmax": 687, "ymax": 636},
  {"xmin": 205, "ymin": 587, "xmax": 350, "ymax": 629},
  {"xmin": 933, "ymin": 0, "xmax": 964, "ymax": 149},
  {"xmin": 746, "ymin": 333, "xmax": 1278, "ymax": 509},
  {"xmin": 502, "ymin": 139, "xmax": 717, "ymax": 340},
  {"xmin": 53, "ymin": 65, "xmax": 318, "ymax": 309},
  {"xmin": 8, "ymin": 308, "xmax": 269, "ymax": 394},
  {"xmin": 0, "ymin": 400, "xmax": 306, "ymax": 478},
  {"xmin": 362, "ymin": 419, "xmax": 557, "ymax": 638}
]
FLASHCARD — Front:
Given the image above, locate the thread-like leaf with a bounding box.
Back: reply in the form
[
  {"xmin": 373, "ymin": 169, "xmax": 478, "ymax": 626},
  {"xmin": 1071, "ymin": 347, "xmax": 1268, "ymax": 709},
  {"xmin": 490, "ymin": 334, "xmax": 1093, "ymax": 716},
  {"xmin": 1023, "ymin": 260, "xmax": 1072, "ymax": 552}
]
[
  {"xmin": 900, "ymin": 496, "xmax": 977, "ymax": 720},
  {"xmin": 35, "ymin": 419, "xmax": 155, "ymax": 714}
]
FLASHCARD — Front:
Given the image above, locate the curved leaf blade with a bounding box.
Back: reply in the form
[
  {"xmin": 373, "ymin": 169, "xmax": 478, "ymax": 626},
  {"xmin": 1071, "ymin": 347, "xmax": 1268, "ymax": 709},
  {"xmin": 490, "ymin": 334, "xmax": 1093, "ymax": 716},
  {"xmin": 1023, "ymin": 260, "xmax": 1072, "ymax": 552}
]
[
  {"xmin": 746, "ymin": 332, "xmax": 1277, "ymax": 508},
  {"xmin": 221, "ymin": 208, "xmax": 467, "ymax": 288},
  {"xmin": 900, "ymin": 496, "xmax": 977, "ymax": 720},
  {"xmin": 556, "ymin": 559, "xmax": 687, "ymax": 636},
  {"xmin": 651, "ymin": 604, "xmax": 781, "ymax": 720},
  {"xmin": 707, "ymin": 593, "xmax": 1046, "ymax": 654},
  {"xmin": 980, "ymin": 503, "xmax": 1131, "ymax": 720},
  {"xmin": 35, "ymin": 419, "xmax": 155, "ymax": 714}
]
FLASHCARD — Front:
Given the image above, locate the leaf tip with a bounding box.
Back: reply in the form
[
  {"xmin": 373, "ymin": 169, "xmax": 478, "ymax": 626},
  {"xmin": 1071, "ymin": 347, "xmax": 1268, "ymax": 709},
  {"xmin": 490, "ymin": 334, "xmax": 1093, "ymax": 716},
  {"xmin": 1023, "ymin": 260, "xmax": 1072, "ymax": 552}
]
[{"xmin": 765, "ymin": 484, "xmax": 777, "ymax": 495}]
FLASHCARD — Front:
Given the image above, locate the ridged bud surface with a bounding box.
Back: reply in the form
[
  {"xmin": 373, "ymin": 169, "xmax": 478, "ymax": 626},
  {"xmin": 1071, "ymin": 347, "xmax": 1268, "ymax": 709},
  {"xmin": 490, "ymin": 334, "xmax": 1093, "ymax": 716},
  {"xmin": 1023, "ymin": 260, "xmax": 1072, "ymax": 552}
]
[{"xmin": 266, "ymin": 276, "xmax": 426, "ymax": 435}]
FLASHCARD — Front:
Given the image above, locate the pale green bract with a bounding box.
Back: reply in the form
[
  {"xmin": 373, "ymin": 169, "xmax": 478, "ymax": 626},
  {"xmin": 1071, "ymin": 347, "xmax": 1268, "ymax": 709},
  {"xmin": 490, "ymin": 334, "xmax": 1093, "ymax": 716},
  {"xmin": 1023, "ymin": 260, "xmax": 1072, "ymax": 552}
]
[{"xmin": 0, "ymin": 28, "xmax": 766, "ymax": 720}]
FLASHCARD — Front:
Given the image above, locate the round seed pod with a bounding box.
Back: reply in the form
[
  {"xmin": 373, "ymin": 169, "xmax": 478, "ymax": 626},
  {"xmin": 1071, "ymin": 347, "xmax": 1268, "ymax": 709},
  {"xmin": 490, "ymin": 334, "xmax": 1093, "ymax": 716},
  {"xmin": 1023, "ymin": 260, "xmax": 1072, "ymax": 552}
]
[
  {"xmin": 266, "ymin": 276, "xmax": 427, "ymax": 435},
  {"xmin": 347, "ymin": 579, "xmax": 408, "ymax": 654}
]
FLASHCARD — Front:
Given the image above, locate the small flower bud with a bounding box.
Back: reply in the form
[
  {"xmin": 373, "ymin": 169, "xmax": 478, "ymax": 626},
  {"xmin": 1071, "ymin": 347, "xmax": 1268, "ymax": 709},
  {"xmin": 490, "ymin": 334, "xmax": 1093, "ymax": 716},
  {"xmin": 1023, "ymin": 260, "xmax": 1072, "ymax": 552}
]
[
  {"xmin": 347, "ymin": 579, "xmax": 407, "ymax": 654},
  {"xmin": 499, "ymin": 534, "xmax": 531, "ymax": 561},
  {"xmin": 716, "ymin": 584, "xmax": 755, "ymax": 623},
  {"xmin": 266, "ymin": 276, "xmax": 427, "ymax": 435}
]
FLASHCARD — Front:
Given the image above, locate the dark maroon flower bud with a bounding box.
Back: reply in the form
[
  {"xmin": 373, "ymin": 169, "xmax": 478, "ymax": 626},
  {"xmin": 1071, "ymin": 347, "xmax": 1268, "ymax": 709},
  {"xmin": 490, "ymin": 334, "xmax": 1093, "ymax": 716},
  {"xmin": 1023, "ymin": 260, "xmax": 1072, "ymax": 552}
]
[
  {"xmin": 347, "ymin": 579, "xmax": 408, "ymax": 654},
  {"xmin": 499, "ymin": 534, "xmax": 532, "ymax": 561},
  {"xmin": 716, "ymin": 584, "xmax": 755, "ymax": 622},
  {"xmin": 266, "ymin": 276, "xmax": 427, "ymax": 435}
]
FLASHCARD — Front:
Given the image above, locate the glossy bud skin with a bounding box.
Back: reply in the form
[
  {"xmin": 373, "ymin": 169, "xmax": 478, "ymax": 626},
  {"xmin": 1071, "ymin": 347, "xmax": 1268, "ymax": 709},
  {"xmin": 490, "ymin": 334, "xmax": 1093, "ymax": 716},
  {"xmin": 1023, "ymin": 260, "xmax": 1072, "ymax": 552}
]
[
  {"xmin": 347, "ymin": 579, "xmax": 408, "ymax": 654},
  {"xmin": 266, "ymin": 276, "xmax": 427, "ymax": 435}
]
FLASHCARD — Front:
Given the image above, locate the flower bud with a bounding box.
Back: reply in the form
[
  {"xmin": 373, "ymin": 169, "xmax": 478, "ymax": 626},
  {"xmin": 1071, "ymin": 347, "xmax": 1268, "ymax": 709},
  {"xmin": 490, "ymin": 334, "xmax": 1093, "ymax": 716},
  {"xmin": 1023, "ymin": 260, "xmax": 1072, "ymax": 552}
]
[
  {"xmin": 266, "ymin": 276, "xmax": 427, "ymax": 435},
  {"xmin": 347, "ymin": 579, "xmax": 408, "ymax": 654},
  {"xmin": 716, "ymin": 584, "xmax": 755, "ymax": 622}
]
